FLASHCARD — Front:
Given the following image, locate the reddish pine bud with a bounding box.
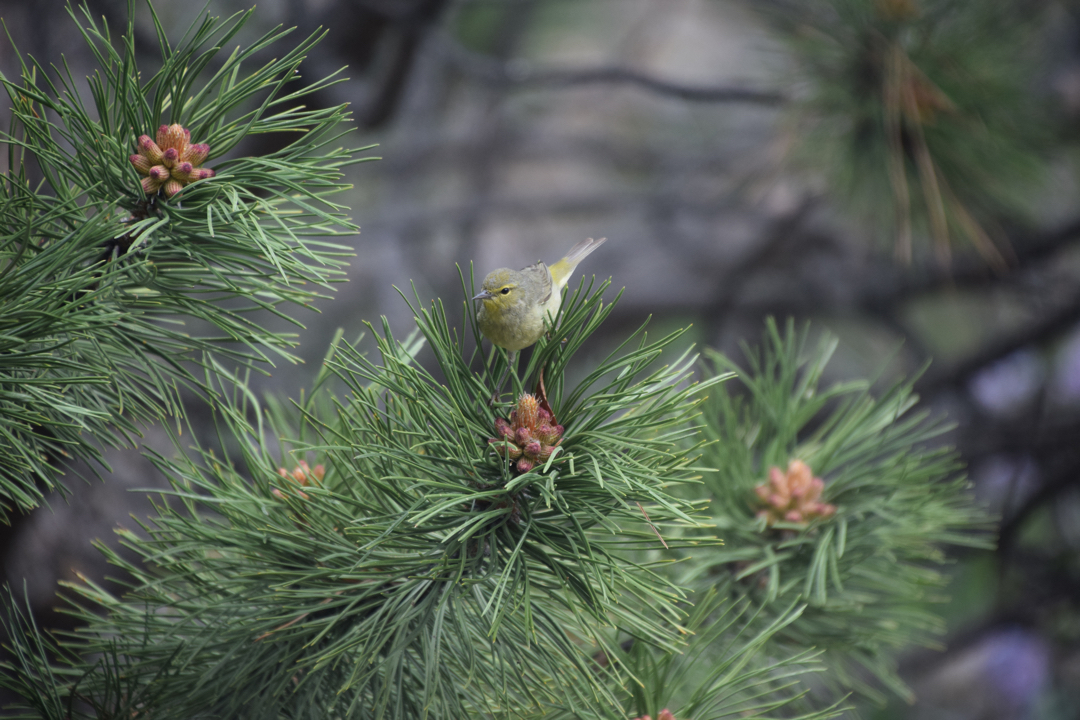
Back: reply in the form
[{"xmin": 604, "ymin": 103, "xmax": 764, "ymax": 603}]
[
  {"xmin": 754, "ymin": 459, "xmax": 837, "ymax": 527},
  {"xmin": 137, "ymin": 135, "xmax": 163, "ymax": 163},
  {"xmin": 489, "ymin": 393, "xmax": 566, "ymax": 475},
  {"xmin": 182, "ymin": 142, "xmax": 210, "ymax": 165},
  {"xmin": 516, "ymin": 394, "xmax": 540, "ymax": 428},
  {"xmin": 130, "ymin": 153, "xmax": 153, "ymax": 174},
  {"xmin": 157, "ymin": 123, "xmax": 187, "ymax": 152},
  {"xmin": 495, "ymin": 418, "xmax": 513, "ymax": 440},
  {"xmin": 133, "ymin": 125, "xmax": 214, "ymax": 196},
  {"xmin": 173, "ymin": 161, "xmax": 195, "ymax": 182},
  {"xmin": 161, "ymin": 147, "xmax": 179, "ymax": 168}
]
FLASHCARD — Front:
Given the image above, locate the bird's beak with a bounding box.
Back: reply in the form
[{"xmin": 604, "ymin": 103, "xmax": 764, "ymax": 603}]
[{"xmin": 472, "ymin": 290, "xmax": 494, "ymax": 302}]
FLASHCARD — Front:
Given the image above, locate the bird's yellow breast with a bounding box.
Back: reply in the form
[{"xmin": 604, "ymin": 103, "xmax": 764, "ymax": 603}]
[{"xmin": 477, "ymin": 265, "xmax": 560, "ymax": 351}]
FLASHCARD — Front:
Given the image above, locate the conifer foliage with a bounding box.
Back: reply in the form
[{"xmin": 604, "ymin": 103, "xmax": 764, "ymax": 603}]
[
  {"xmin": 0, "ymin": 0, "xmax": 366, "ymax": 519},
  {"xmin": 0, "ymin": 3, "xmax": 993, "ymax": 719}
]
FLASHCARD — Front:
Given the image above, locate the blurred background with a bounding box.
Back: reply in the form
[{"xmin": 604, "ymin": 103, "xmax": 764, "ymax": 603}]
[{"xmin": 2, "ymin": 0, "xmax": 1080, "ymax": 717}]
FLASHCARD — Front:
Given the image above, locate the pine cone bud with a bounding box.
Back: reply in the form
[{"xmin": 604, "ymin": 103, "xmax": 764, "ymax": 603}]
[
  {"xmin": 273, "ymin": 461, "xmax": 323, "ymax": 500},
  {"xmin": 182, "ymin": 142, "xmax": 210, "ymax": 165},
  {"xmin": 130, "ymin": 153, "xmax": 153, "ymax": 174},
  {"xmin": 141, "ymin": 165, "xmax": 169, "ymax": 193},
  {"xmin": 489, "ymin": 393, "xmax": 565, "ymax": 474},
  {"xmin": 173, "ymin": 161, "xmax": 196, "ymax": 182},
  {"xmin": 754, "ymin": 459, "xmax": 837, "ymax": 527},
  {"xmin": 156, "ymin": 123, "xmax": 187, "ymax": 152},
  {"xmin": 495, "ymin": 418, "xmax": 513, "ymax": 440},
  {"xmin": 136, "ymin": 135, "xmax": 163, "ymax": 164},
  {"xmin": 161, "ymin": 147, "xmax": 179, "ymax": 168},
  {"xmin": 133, "ymin": 124, "xmax": 213, "ymax": 196},
  {"xmin": 516, "ymin": 394, "xmax": 540, "ymax": 428}
]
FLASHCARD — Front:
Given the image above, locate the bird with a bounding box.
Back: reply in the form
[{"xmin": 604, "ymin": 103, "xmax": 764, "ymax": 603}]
[{"xmin": 473, "ymin": 237, "xmax": 607, "ymax": 352}]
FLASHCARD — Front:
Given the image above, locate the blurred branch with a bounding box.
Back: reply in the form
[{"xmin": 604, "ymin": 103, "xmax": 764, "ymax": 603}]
[
  {"xmin": 436, "ymin": 32, "xmax": 787, "ymax": 104},
  {"xmin": 876, "ymin": 215, "xmax": 1080, "ymax": 301},
  {"xmin": 917, "ymin": 288, "xmax": 1080, "ymax": 396}
]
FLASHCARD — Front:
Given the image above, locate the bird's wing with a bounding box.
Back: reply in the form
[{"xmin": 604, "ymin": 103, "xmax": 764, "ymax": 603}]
[{"xmin": 522, "ymin": 261, "xmax": 553, "ymax": 304}]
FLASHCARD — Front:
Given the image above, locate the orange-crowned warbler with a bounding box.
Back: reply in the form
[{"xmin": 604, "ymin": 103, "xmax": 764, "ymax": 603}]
[{"xmin": 473, "ymin": 237, "xmax": 607, "ymax": 352}]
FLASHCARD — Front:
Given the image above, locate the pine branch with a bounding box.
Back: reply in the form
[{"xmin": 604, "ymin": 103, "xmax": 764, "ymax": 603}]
[
  {"xmin": 684, "ymin": 318, "xmax": 995, "ymax": 705},
  {"xmin": 0, "ymin": 280, "xmax": 731, "ymax": 718},
  {"xmin": 0, "ymin": 0, "xmax": 369, "ymax": 518}
]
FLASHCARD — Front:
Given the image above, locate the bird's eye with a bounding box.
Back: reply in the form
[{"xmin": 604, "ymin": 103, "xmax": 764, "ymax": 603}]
[{"xmin": 500, "ymin": 287, "xmax": 511, "ymax": 295}]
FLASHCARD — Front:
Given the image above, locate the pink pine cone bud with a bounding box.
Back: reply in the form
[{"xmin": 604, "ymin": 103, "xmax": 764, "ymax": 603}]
[
  {"xmin": 172, "ymin": 161, "xmax": 194, "ymax": 179},
  {"xmin": 495, "ymin": 418, "xmax": 513, "ymax": 440},
  {"xmin": 182, "ymin": 142, "xmax": 210, "ymax": 165},
  {"xmin": 137, "ymin": 135, "xmax": 163, "ymax": 163},
  {"xmin": 489, "ymin": 438, "xmax": 522, "ymax": 459},
  {"xmin": 157, "ymin": 123, "xmax": 188, "ymax": 152},
  {"xmin": 130, "ymin": 153, "xmax": 153, "ymax": 175},
  {"xmin": 141, "ymin": 166, "xmax": 168, "ymax": 194},
  {"xmin": 133, "ymin": 124, "xmax": 215, "ymax": 195},
  {"xmin": 754, "ymin": 459, "xmax": 837, "ymax": 527},
  {"xmin": 161, "ymin": 147, "xmax": 179, "ymax": 168},
  {"xmin": 657, "ymin": 710, "xmax": 676, "ymax": 720},
  {"xmin": 490, "ymin": 393, "xmax": 565, "ymax": 475},
  {"xmin": 516, "ymin": 394, "xmax": 540, "ymax": 429},
  {"xmin": 769, "ymin": 466, "xmax": 787, "ymax": 492},
  {"xmin": 535, "ymin": 424, "xmax": 559, "ymax": 444}
]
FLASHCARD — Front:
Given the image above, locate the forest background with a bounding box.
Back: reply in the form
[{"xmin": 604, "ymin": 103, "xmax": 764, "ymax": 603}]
[{"xmin": 1, "ymin": 0, "xmax": 1079, "ymax": 718}]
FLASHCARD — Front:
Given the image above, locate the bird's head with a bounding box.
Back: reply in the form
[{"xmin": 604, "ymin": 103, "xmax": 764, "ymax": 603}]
[{"xmin": 473, "ymin": 268, "xmax": 521, "ymax": 310}]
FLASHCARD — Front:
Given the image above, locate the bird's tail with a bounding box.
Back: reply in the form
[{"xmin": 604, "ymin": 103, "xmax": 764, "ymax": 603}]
[{"xmin": 549, "ymin": 237, "xmax": 607, "ymax": 287}]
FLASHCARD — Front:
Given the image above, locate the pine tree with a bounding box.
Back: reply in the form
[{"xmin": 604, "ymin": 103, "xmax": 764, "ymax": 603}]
[{"xmin": 0, "ymin": 3, "xmax": 993, "ymax": 718}]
